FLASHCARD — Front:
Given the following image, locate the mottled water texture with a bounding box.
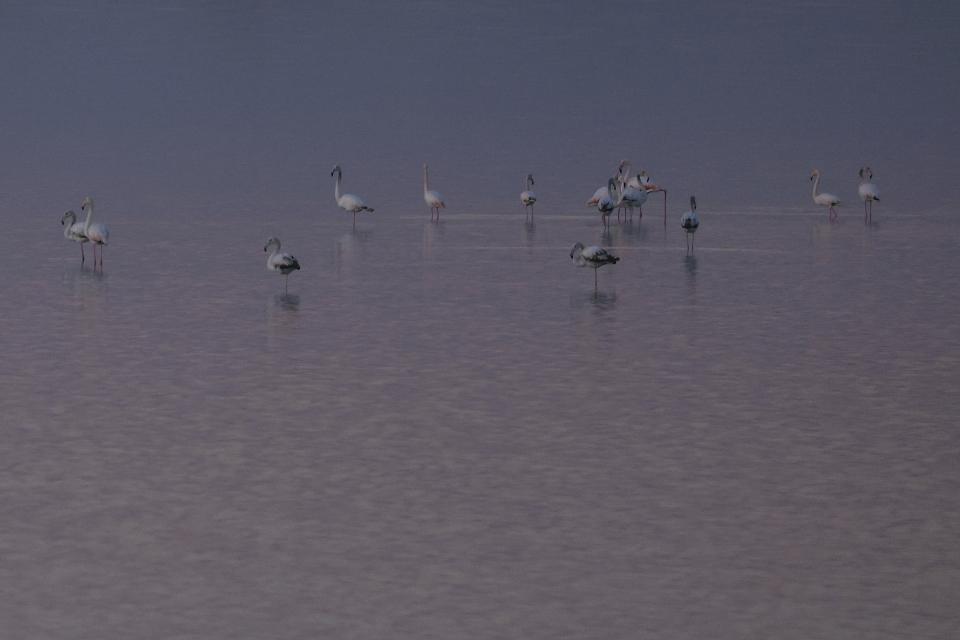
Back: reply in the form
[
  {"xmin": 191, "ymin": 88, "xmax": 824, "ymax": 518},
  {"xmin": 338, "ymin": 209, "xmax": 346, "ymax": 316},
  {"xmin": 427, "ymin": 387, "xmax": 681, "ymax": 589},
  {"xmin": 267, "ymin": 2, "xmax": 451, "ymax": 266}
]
[{"xmin": 1, "ymin": 1, "xmax": 959, "ymax": 638}]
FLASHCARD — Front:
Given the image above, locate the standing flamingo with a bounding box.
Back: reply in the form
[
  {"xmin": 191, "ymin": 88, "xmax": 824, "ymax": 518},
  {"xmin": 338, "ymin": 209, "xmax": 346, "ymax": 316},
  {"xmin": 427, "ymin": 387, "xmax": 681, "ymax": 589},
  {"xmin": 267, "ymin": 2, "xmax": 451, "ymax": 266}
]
[
  {"xmin": 858, "ymin": 166, "xmax": 880, "ymax": 222},
  {"xmin": 60, "ymin": 210, "xmax": 89, "ymax": 264},
  {"xmin": 596, "ymin": 178, "xmax": 617, "ymax": 227},
  {"xmin": 680, "ymin": 196, "xmax": 700, "ymax": 254},
  {"xmin": 80, "ymin": 196, "xmax": 110, "ymax": 268},
  {"xmin": 810, "ymin": 169, "xmax": 840, "ymax": 221},
  {"xmin": 635, "ymin": 170, "xmax": 668, "ymax": 226},
  {"xmin": 520, "ymin": 174, "xmax": 537, "ymax": 218},
  {"xmin": 264, "ymin": 237, "xmax": 301, "ymax": 294},
  {"xmin": 331, "ymin": 164, "xmax": 374, "ymax": 229},
  {"xmin": 423, "ymin": 164, "xmax": 446, "ymax": 222},
  {"xmin": 570, "ymin": 242, "xmax": 620, "ymax": 291},
  {"xmin": 587, "ymin": 160, "xmax": 628, "ymax": 207}
]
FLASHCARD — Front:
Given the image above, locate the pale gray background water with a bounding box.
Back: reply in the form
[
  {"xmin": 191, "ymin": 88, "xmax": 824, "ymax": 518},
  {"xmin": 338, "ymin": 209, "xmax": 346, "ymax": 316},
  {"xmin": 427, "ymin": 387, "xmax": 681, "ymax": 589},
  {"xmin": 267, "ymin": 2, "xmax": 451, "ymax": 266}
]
[{"xmin": 1, "ymin": 1, "xmax": 959, "ymax": 639}]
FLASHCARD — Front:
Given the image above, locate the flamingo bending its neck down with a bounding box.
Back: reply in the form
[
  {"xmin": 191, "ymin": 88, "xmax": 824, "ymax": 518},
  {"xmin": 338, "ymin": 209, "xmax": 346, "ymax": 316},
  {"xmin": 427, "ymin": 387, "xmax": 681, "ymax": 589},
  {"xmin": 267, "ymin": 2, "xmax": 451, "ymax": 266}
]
[
  {"xmin": 331, "ymin": 165, "xmax": 374, "ymax": 229},
  {"xmin": 858, "ymin": 166, "xmax": 879, "ymax": 222},
  {"xmin": 80, "ymin": 196, "xmax": 110, "ymax": 268},
  {"xmin": 810, "ymin": 169, "xmax": 840, "ymax": 221},
  {"xmin": 423, "ymin": 164, "xmax": 446, "ymax": 222},
  {"xmin": 264, "ymin": 237, "xmax": 301, "ymax": 294},
  {"xmin": 60, "ymin": 210, "xmax": 89, "ymax": 264},
  {"xmin": 521, "ymin": 174, "xmax": 537, "ymax": 218},
  {"xmin": 680, "ymin": 196, "xmax": 700, "ymax": 254},
  {"xmin": 570, "ymin": 241, "xmax": 620, "ymax": 290}
]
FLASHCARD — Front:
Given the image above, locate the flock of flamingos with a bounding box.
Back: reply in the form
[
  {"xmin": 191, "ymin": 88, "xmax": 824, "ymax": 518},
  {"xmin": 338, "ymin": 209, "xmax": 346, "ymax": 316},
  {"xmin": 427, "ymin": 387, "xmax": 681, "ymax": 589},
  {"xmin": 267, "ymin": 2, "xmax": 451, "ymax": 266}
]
[{"xmin": 59, "ymin": 161, "xmax": 881, "ymax": 291}]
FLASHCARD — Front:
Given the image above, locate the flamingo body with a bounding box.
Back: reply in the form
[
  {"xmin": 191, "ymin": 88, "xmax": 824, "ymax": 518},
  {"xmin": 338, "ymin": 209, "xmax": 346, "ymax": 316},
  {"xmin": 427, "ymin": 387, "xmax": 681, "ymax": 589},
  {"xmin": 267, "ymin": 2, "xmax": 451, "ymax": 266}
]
[
  {"xmin": 423, "ymin": 164, "xmax": 446, "ymax": 221},
  {"xmin": 60, "ymin": 210, "xmax": 89, "ymax": 263},
  {"xmin": 264, "ymin": 237, "xmax": 300, "ymax": 293},
  {"xmin": 810, "ymin": 169, "xmax": 840, "ymax": 220},
  {"xmin": 80, "ymin": 196, "xmax": 110, "ymax": 267},
  {"xmin": 570, "ymin": 241, "xmax": 620, "ymax": 289}
]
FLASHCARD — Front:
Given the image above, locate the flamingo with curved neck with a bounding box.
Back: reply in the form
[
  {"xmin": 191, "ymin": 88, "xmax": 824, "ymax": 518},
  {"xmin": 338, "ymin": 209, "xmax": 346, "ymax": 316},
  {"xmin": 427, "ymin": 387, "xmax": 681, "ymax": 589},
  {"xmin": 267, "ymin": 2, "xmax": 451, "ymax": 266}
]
[{"xmin": 423, "ymin": 164, "xmax": 446, "ymax": 221}]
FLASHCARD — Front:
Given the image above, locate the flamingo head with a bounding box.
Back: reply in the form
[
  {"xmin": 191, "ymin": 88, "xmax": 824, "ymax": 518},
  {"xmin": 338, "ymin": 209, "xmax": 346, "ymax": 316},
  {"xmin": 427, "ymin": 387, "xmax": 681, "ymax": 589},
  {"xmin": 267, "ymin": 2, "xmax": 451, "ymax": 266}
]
[
  {"xmin": 809, "ymin": 169, "xmax": 821, "ymax": 181},
  {"xmin": 527, "ymin": 174, "xmax": 534, "ymax": 186},
  {"xmin": 570, "ymin": 242, "xmax": 585, "ymax": 260},
  {"xmin": 60, "ymin": 210, "xmax": 76, "ymax": 225},
  {"xmin": 690, "ymin": 196, "xmax": 697, "ymax": 211},
  {"xmin": 331, "ymin": 164, "xmax": 341, "ymax": 177},
  {"xmin": 264, "ymin": 237, "xmax": 281, "ymax": 253},
  {"xmin": 80, "ymin": 196, "xmax": 93, "ymax": 211}
]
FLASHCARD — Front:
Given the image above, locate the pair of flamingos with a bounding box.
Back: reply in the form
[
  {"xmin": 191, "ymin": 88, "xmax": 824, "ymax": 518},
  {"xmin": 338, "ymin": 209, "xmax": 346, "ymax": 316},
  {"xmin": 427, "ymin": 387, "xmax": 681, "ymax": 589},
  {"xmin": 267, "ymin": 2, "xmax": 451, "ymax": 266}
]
[
  {"xmin": 60, "ymin": 196, "xmax": 110, "ymax": 267},
  {"xmin": 810, "ymin": 167, "xmax": 880, "ymax": 222},
  {"xmin": 329, "ymin": 164, "xmax": 445, "ymax": 225}
]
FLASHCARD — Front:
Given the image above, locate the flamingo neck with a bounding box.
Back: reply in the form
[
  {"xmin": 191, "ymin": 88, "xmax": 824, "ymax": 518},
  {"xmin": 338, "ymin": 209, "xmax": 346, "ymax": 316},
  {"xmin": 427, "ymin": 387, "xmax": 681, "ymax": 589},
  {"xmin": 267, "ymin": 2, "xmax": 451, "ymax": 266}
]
[
  {"xmin": 423, "ymin": 166, "xmax": 429, "ymax": 194},
  {"xmin": 63, "ymin": 214, "xmax": 75, "ymax": 238},
  {"xmin": 811, "ymin": 174, "xmax": 821, "ymax": 198},
  {"xmin": 334, "ymin": 170, "xmax": 342, "ymax": 202},
  {"xmin": 83, "ymin": 204, "xmax": 94, "ymax": 232}
]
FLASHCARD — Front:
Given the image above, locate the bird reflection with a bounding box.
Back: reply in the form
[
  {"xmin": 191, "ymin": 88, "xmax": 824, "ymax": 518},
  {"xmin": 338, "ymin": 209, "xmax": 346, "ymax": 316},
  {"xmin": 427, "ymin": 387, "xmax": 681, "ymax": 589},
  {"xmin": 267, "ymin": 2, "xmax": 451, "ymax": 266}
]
[
  {"xmin": 684, "ymin": 254, "xmax": 698, "ymax": 298},
  {"xmin": 273, "ymin": 293, "xmax": 300, "ymax": 310},
  {"xmin": 590, "ymin": 290, "xmax": 618, "ymax": 310},
  {"xmin": 422, "ymin": 220, "xmax": 446, "ymax": 258},
  {"xmin": 335, "ymin": 228, "xmax": 374, "ymax": 274},
  {"xmin": 523, "ymin": 218, "xmax": 536, "ymax": 246}
]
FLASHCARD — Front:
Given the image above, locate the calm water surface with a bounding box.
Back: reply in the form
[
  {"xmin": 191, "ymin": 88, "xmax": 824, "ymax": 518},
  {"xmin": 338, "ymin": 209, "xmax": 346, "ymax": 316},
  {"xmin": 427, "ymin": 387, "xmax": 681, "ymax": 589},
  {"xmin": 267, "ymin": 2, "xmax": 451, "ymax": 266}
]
[{"xmin": 0, "ymin": 205, "xmax": 957, "ymax": 638}]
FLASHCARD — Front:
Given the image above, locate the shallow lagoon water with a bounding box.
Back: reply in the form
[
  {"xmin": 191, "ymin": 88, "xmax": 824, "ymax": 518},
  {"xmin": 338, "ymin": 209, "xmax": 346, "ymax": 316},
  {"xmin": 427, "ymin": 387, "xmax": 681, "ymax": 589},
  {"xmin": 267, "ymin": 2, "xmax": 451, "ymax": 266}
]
[{"xmin": 0, "ymin": 205, "xmax": 957, "ymax": 638}]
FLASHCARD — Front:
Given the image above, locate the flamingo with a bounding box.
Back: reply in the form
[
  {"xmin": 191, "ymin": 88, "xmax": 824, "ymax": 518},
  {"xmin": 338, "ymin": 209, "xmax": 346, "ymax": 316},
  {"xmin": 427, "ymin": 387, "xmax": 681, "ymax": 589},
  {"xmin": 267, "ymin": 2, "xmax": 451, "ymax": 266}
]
[
  {"xmin": 596, "ymin": 178, "xmax": 617, "ymax": 227},
  {"xmin": 264, "ymin": 237, "xmax": 301, "ymax": 294},
  {"xmin": 810, "ymin": 169, "xmax": 840, "ymax": 221},
  {"xmin": 616, "ymin": 172, "xmax": 648, "ymax": 223},
  {"xmin": 60, "ymin": 210, "xmax": 88, "ymax": 264},
  {"xmin": 587, "ymin": 161, "xmax": 628, "ymax": 207},
  {"xmin": 520, "ymin": 174, "xmax": 537, "ymax": 218},
  {"xmin": 635, "ymin": 170, "xmax": 668, "ymax": 226},
  {"xmin": 423, "ymin": 163, "xmax": 446, "ymax": 221},
  {"xmin": 331, "ymin": 165, "xmax": 374, "ymax": 228},
  {"xmin": 570, "ymin": 242, "xmax": 620, "ymax": 290},
  {"xmin": 80, "ymin": 196, "xmax": 110, "ymax": 268},
  {"xmin": 858, "ymin": 166, "xmax": 880, "ymax": 222},
  {"xmin": 680, "ymin": 196, "xmax": 700, "ymax": 254}
]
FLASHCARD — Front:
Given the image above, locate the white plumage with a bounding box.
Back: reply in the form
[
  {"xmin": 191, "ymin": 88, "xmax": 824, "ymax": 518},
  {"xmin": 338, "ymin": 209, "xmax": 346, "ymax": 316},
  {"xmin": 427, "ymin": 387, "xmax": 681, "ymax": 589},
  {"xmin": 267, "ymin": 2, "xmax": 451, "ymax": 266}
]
[
  {"xmin": 587, "ymin": 161, "xmax": 627, "ymax": 207},
  {"xmin": 423, "ymin": 163, "xmax": 446, "ymax": 221},
  {"xmin": 858, "ymin": 166, "xmax": 880, "ymax": 222},
  {"xmin": 596, "ymin": 178, "xmax": 617, "ymax": 227},
  {"xmin": 520, "ymin": 174, "xmax": 537, "ymax": 217},
  {"xmin": 810, "ymin": 169, "xmax": 840, "ymax": 220},
  {"xmin": 80, "ymin": 196, "xmax": 110, "ymax": 267},
  {"xmin": 264, "ymin": 237, "xmax": 301, "ymax": 293},
  {"xmin": 570, "ymin": 241, "xmax": 620, "ymax": 290},
  {"xmin": 331, "ymin": 165, "xmax": 374, "ymax": 228},
  {"xmin": 680, "ymin": 196, "xmax": 700, "ymax": 253},
  {"xmin": 60, "ymin": 210, "xmax": 89, "ymax": 264}
]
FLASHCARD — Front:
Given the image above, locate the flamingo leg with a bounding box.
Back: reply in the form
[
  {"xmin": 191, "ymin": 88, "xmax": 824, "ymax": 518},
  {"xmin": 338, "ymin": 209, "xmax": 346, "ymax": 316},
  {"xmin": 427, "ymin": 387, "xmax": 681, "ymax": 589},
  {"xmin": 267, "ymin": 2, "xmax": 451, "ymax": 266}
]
[
  {"xmin": 81, "ymin": 243, "xmax": 85, "ymax": 264},
  {"xmin": 594, "ymin": 268, "xmax": 598, "ymax": 290},
  {"xmin": 663, "ymin": 191, "xmax": 668, "ymax": 228}
]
